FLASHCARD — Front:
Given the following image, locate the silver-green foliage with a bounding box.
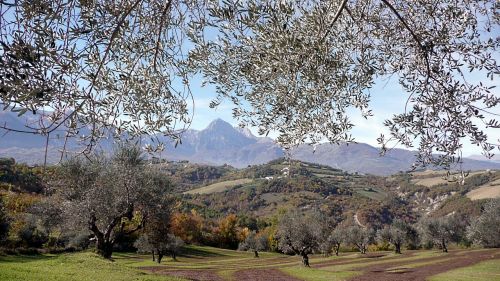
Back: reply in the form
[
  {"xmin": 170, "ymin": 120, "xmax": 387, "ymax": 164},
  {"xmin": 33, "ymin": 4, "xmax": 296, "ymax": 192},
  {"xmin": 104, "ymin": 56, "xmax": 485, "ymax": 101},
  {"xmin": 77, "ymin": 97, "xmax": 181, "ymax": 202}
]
[
  {"xmin": 0, "ymin": 0, "xmax": 196, "ymax": 151},
  {"xmin": 467, "ymin": 199, "xmax": 500, "ymax": 248},
  {"xmin": 48, "ymin": 144, "xmax": 174, "ymax": 258},
  {"xmin": 188, "ymin": 0, "xmax": 500, "ymax": 167}
]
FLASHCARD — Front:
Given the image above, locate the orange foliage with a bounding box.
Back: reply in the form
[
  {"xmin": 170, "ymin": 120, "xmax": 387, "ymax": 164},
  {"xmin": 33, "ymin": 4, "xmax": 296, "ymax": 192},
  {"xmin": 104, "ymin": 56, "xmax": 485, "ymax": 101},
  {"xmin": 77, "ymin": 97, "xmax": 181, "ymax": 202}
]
[{"xmin": 170, "ymin": 209, "xmax": 203, "ymax": 244}]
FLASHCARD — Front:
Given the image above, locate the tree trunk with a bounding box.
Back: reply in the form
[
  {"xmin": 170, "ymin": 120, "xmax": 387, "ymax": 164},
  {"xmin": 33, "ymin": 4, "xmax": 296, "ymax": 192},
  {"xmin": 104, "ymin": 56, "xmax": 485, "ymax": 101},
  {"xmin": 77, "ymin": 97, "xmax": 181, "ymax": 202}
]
[
  {"xmin": 157, "ymin": 253, "xmax": 163, "ymax": 264},
  {"xmin": 152, "ymin": 251, "xmax": 155, "ymax": 262},
  {"xmin": 361, "ymin": 245, "xmax": 367, "ymax": 254},
  {"xmin": 301, "ymin": 253, "xmax": 310, "ymax": 267},
  {"xmin": 441, "ymin": 239, "xmax": 448, "ymax": 253},
  {"xmin": 395, "ymin": 243, "xmax": 401, "ymax": 254},
  {"xmin": 171, "ymin": 252, "xmax": 177, "ymax": 261},
  {"xmin": 334, "ymin": 243, "xmax": 340, "ymax": 256},
  {"xmin": 96, "ymin": 238, "xmax": 113, "ymax": 259},
  {"xmin": 254, "ymin": 250, "xmax": 259, "ymax": 258}
]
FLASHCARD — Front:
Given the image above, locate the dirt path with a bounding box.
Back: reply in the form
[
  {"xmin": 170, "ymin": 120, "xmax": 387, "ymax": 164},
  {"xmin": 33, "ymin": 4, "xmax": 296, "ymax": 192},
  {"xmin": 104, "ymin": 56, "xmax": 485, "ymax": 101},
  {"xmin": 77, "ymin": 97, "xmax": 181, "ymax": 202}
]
[
  {"xmin": 312, "ymin": 252, "xmax": 409, "ymax": 269},
  {"xmin": 140, "ymin": 267, "xmax": 224, "ymax": 281},
  {"xmin": 235, "ymin": 268, "xmax": 303, "ymax": 281},
  {"xmin": 349, "ymin": 249, "xmax": 500, "ymax": 281}
]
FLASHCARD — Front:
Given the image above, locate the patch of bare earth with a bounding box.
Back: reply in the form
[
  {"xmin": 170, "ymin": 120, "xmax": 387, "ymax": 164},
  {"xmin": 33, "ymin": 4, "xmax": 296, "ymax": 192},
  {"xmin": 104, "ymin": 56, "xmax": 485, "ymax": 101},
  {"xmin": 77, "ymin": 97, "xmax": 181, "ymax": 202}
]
[
  {"xmin": 235, "ymin": 268, "xmax": 303, "ymax": 281},
  {"xmin": 140, "ymin": 267, "xmax": 224, "ymax": 281},
  {"xmin": 348, "ymin": 249, "xmax": 500, "ymax": 281},
  {"xmin": 313, "ymin": 252, "xmax": 411, "ymax": 268}
]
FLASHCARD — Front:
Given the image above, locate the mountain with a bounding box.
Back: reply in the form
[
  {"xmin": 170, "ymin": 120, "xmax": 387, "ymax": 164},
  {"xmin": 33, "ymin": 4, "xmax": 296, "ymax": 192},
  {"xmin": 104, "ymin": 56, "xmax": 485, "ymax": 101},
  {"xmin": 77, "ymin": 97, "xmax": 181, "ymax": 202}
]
[
  {"xmin": 290, "ymin": 143, "xmax": 500, "ymax": 176},
  {"xmin": 1, "ymin": 115, "xmax": 500, "ymax": 174},
  {"xmin": 158, "ymin": 119, "xmax": 284, "ymax": 167}
]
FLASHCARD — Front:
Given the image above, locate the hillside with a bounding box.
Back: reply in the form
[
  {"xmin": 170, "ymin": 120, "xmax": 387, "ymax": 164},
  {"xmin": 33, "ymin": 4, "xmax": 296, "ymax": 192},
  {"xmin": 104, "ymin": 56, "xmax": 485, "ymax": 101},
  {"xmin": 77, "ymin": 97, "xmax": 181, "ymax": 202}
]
[
  {"xmin": 2, "ymin": 115, "xmax": 500, "ymax": 175},
  {"xmin": 177, "ymin": 158, "xmax": 500, "ymax": 228}
]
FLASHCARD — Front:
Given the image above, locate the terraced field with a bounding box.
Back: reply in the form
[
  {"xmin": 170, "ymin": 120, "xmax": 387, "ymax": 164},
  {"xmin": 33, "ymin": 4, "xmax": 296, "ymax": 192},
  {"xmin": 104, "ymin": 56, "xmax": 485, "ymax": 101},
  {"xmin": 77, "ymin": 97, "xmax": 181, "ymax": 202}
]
[
  {"xmin": 1, "ymin": 246, "xmax": 499, "ymax": 281},
  {"xmin": 183, "ymin": 179, "xmax": 253, "ymax": 195},
  {"xmin": 466, "ymin": 179, "xmax": 500, "ymax": 200},
  {"xmin": 137, "ymin": 247, "xmax": 500, "ymax": 281}
]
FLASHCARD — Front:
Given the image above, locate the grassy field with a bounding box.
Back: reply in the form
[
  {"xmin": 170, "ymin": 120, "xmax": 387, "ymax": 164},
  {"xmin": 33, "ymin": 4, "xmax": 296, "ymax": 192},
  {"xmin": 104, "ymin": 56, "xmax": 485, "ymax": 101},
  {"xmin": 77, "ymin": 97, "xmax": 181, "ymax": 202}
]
[
  {"xmin": 353, "ymin": 187, "xmax": 388, "ymax": 201},
  {"xmin": 466, "ymin": 178, "xmax": 500, "ymax": 200},
  {"xmin": 0, "ymin": 252, "xmax": 186, "ymax": 281},
  {"xmin": 1, "ymin": 246, "xmax": 499, "ymax": 281},
  {"xmin": 428, "ymin": 259, "xmax": 500, "ymax": 281},
  {"xmin": 411, "ymin": 171, "xmax": 487, "ymax": 187},
  {"xmin": 183, "ymin": 178, "xmax": 253, "ymax": 195}
]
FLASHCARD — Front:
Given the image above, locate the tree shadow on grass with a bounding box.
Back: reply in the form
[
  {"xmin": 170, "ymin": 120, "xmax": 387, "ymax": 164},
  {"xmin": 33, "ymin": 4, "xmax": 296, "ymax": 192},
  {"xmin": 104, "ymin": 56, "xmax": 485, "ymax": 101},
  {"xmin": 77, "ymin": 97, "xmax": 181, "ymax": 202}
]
[
  {"xmin": 0, "ymin": 253, "xmax": 56, "ymax": 263},
  {"xmin": 179, "ymin": 247, "xmax": 226, "ymax": 259}
]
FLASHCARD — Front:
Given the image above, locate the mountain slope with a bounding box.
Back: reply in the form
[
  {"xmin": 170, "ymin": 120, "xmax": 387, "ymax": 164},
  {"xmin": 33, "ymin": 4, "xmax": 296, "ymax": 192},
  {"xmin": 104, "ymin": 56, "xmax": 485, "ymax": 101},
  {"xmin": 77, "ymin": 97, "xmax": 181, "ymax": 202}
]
[{"xmin": 1, "ymin": 114, "xmax": 499, "ymax": 174}]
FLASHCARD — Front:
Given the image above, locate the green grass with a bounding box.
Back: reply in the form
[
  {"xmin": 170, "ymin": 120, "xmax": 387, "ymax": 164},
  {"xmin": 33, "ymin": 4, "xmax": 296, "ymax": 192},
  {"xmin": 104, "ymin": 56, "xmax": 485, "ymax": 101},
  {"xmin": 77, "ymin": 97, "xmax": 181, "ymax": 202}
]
[
  {"xmin": 1, "ymin": 246, "xmax": 498, "ymax": 281},
  {"xmin": 353, "ymin": 187, "xmax": 388, "ymax": 201},
  {"xmin": 428, "ymin": 259, "xmax": 500, "ymax": 281},
  {"xmin": 0, "ymin": 252, "xmax": 186, "ymax": 281},
  {"xmin": 183, "ymin": 178, "xmax": 253, "ymax": 194},
  {"xmin": 320, "ymin": 251, "xmax": 446, "ymax": 272}
]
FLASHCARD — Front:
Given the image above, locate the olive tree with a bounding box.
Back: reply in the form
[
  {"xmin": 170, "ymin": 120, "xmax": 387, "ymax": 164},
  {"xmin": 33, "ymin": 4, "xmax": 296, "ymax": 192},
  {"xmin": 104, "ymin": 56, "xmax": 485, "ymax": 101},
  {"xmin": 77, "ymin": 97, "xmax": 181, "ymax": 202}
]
[
  {"xmin": 0, "ymin": 0, "xmax": 196, "ymax": 155},
  {"xmin": 135, "ymin": 233, "xmax": 184, "ymax": 263},
  {"xmin": 346, "ymin": 226, "xmax": 374, "ymax": 254},
  {"xmin": 0, "ymin": 198, "xmax": 9, "ymax": 243},
  {"xmin": 188, "ymin": 0, "xmax": 500, "ymax": 169},
  {"xmin": 377, "ymin": 220, "xmax": 413, "ymax": 254},
  {"xmin": 48, "ymin": 145, "xmax": 174, "ymax": 258},
  {"xmin": 2, "ymin": 1, "xmax": 499, "ymax": 170},
  {"xmin": 467, "ymin": 199, "xmax": 500, "ymax": 248},
  {"xmin": 319, "ymin": 225, "xmax": 347, "ymax": 257},
  {"xmin": 275, "ymin": 211, "xmax": 324, "ymax": 267},
  {"xmin": 238, "ymin": 230, "xmax": 268, "ymax": 258},
  {"xmin": 419, "ymin": 215, "xmax": 465, "ymax": 253}
]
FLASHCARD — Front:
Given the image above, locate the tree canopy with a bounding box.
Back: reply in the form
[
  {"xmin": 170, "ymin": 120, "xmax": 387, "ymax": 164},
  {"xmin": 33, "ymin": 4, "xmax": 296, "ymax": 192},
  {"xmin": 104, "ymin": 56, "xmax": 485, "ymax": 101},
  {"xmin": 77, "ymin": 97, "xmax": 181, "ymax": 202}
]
[{"xmin": 1, "ymin": 0, "xmax": 499, "ymax": 168}]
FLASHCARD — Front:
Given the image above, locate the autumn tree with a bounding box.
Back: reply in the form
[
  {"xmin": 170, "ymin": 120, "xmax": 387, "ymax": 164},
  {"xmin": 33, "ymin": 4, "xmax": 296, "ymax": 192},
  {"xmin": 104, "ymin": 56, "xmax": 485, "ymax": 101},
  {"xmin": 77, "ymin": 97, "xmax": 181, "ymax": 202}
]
[
  {"xmin": 275, "ymin": 211, "xmax": 324, "ymax": 267},
  {"xmin": 170, "ymin": 211, "xmax": 203, "ymax": 244},
  {"xmin": 216, "ymin": 214, "xmax": 240, "ymax": 249},
  {"xmin": 48, "ymin": 144, "xmax": 174, "ymax": 258}
]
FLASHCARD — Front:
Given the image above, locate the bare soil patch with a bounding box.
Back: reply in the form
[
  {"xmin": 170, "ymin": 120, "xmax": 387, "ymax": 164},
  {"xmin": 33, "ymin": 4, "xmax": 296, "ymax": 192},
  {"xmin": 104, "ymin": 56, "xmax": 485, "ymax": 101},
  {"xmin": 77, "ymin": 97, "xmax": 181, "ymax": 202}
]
[
  {"xmin": 141, "ymin": 267, "xmax": 224, "ymax": 281},
  {"xmin": 235, "ymin": 268, "xmax": 303, "ymax": 281},
  {"xmin": 348, "ymin": 249, "xmax": 500, "ymax": 281},
  {"xmin": 313, "ymin": 252, "xmax": 409, "ymax": 268}
]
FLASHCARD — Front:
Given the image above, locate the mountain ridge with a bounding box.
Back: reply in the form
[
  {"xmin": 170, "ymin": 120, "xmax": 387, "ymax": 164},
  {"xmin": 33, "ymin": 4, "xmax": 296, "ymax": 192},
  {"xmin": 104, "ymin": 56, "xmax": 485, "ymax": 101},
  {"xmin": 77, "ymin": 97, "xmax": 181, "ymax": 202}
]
[{"xmin": 1, "ymin": 114, "xmax": 499, "ymax": 175}]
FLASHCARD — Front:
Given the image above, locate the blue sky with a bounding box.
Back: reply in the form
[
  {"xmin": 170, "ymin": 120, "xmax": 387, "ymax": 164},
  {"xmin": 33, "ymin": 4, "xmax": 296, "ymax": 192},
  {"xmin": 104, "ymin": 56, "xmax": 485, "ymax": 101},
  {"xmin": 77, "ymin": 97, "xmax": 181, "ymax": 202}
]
[{"xmin": 187, "ymin": 72, "xmax": 499, "ymax": 158}]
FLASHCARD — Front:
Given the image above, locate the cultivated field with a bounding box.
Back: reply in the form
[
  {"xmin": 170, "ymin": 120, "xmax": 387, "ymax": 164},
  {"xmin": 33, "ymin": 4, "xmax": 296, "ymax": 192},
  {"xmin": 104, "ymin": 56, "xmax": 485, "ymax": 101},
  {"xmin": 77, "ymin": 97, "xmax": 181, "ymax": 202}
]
[
  {"xmin": 466, "ymin": 179, "xmax": 500, "ymax": 200},
  {"xmin": 183, "ymin": 179, "xmax": 253, "ymax": 195},
  {"xmin": 1, "ymin": 246, "xmax": 499, "ymax": 281},
  {"xmin": 411, "ymin": 171, "xmax": 487, "ymax": 187}
]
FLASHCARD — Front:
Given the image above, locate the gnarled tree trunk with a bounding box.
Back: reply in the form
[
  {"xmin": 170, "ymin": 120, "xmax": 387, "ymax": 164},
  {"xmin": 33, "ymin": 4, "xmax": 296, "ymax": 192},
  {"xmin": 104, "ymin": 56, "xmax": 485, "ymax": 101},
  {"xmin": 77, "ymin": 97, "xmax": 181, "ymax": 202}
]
[
  {"xmin": 301, "ymin": 252, "xmax": 310, "ymax": 267},
  {"xmin": 334, "ymin": 242, "xmax": 341, "ymax": 256},
  {"xmin": 395, "ymin": 242, "xmax": 401, "ymax": 254},
  {"xmin": 441, "ymin": 239, "xmax": 448, "ymax": 253}
]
